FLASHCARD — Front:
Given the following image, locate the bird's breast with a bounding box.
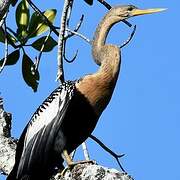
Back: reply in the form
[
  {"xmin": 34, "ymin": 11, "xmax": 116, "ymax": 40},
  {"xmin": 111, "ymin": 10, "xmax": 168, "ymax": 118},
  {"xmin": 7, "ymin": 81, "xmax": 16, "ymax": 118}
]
[{"xmin": 75, "ymin": 73, "xmax": 116, "ymax": 116}]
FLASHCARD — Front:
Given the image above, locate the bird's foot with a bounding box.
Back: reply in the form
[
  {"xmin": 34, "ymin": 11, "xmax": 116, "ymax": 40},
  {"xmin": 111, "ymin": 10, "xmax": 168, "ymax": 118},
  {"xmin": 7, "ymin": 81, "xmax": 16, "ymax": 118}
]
[{"xmin": 61, "ymin": 160, "xmax": 96, "ymax": 176}]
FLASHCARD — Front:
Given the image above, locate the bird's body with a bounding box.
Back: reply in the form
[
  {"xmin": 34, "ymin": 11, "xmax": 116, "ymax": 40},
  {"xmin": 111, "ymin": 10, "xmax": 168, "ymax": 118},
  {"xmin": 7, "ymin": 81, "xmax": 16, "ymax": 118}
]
[
  {"xmin": 7, "ymin": 75, "xmax": 117, "ymax": 180},
  {"xmin": 8, "ymin": 81, "xmax": 99, "ymax": 180},
  {"xmin": 7, "ymin": 5, "xmax": 164, "ymax": 180}
]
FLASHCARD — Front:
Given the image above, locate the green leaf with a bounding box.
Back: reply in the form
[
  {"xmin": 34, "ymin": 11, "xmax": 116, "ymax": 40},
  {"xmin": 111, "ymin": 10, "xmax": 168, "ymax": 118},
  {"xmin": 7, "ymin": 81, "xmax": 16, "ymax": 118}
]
[
  {"xmin": 28, "ymin": 9, "xmax": 57, "ymax": 38},
  {"xmin": 22, "ymin": 53, "xmax": 40, "ymax": 92},
  {"xmin": 32, "ymin": 36, "xmax": 57, "ymax": 52},
  {"xmin": 0, "ymin": 50, "xmax": 20, "ymax": 66},
  {"xmin": 16, "ymin": 0, "xmax": 30, "ymax": 38}
]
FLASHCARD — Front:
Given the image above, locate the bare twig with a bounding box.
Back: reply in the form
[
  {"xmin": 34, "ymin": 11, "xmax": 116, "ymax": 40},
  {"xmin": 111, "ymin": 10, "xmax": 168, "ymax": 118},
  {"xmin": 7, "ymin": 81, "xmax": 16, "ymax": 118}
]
[
  {"xmin": 97, "ymin": 0, "xmax": 111, "ymax": 10},
  {"xmin": 61, "ymin": 0, "xmax": 79, "ymax": 64},
  {"xmin": 5, "ymin": 27, "xmax": 19, "ymax": 49},
  {"xmin": 66, "ymin": 28, "xmax": 91, "ymax": 44},
  {"xmin": 62, "ymin": 15, "xmax": 85, "ymax": 63},
  {"xmin": 82, "ymin": 142, "xmax": 90, "ymax": 161},
  {"xmin": 0, "ymin": 19, "xmax": 8, "ymax": 74},
  {"xmin": 32, "ymin": 31, "xmax": 52, "ymax": 75},
  {"xmin": 65, "ymin": 15, "xmax": 84, "ymax": 39},
  {"xmin": 90, "ymin": 135, "xmax": 126, "ymax": 172},
  {"xmin": 66, "ymin": 0, "xmax": 74, "ymax": 27},
  {"xmin": 56, "ymin": 0, "xmax": 74, "ymax": 82},
  {"xmin": 63, "ymin": 40, "xmax": 78, "ymax": 63},
  {"xmin": 120, "ymin": 25, "xmax": 137, "ymax": 49},
  {"xmin": 6, "ymin": 27, "xmax": 26, "ymax": 51}
]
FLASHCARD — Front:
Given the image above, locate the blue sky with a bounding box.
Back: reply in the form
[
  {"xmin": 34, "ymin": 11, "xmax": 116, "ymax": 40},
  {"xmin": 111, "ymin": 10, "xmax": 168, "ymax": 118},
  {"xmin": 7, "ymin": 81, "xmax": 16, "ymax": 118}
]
[{"xmin": 0, "ymin": 0, "xmax": 179, "ymax": 179}]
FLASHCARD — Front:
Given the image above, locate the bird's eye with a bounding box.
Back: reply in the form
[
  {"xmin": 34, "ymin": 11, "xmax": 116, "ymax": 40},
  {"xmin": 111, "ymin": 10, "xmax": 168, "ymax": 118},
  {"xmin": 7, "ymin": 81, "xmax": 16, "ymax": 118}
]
[{"xmin": 127, "ymin": 6, "xmax": 134, "ymax": 11}]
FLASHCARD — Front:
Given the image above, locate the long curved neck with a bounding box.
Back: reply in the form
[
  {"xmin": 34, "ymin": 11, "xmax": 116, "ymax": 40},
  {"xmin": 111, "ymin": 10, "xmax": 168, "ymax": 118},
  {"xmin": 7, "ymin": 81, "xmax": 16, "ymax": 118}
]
[
  {"xmin": 91, "ymin": 13, "xmax": 123, "ymax": 84},
  {"xmin": 76, "ymin": 11, "xmax": 124, "ymax": 116},
  {"xmin": 92, "ymin": 14, "xmax": 122, "ymax": 65}
]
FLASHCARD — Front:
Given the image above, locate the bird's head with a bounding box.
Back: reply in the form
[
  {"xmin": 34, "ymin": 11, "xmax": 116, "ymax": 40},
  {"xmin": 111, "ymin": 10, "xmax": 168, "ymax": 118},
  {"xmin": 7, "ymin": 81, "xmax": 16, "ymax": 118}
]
[
  {"xmin": 107, "ymin": 5, "xmax": 166, "ymax": 21},
  {"xmin": 92, "ymin": 5, "xmax": 166, "ymax": 66}
]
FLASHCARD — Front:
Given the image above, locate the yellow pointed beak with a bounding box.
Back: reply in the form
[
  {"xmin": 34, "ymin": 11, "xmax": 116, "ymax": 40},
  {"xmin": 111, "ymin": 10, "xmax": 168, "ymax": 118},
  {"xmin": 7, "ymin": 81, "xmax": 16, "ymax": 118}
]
[{"xmin": 131, "ymin": 8, "xmax": 167, "ymax": 16}]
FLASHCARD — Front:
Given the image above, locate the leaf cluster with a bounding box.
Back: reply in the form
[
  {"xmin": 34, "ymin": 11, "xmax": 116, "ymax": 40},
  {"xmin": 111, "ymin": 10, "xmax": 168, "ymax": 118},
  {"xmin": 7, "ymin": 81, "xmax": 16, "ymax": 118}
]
[{"xmin": 0, "ymin": 0, "xmax": 57, "ymax": 91}]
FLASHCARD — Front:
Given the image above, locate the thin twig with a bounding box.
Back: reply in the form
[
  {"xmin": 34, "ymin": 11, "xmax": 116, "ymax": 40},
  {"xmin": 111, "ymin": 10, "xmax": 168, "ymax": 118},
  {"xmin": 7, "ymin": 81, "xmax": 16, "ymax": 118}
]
[
  {"xmin": 62, "ymin": 15, "xmax": 85, "ymax": 63},
  {"xmin": 120, "ymin": 25, "xmax": 136, "ymax": 49},
  {"xmin": 66, "ymin": 0, "xmax": 74, "ymax": 27},
  {"xmin": 82, "ymin": 142, "xmax": 90, "ymax": 161},
  {"xmin": 73, "ymin": 15, "xmax": 84, "ymax": 33},
  {"xmin": 62, "ymin": 0, "xmax": 79, "ymax": 64},
  {"xmin": 66, "ymin": 28, "xmax": 91, "ymax": 44},
  {"xmin": 63, "ymin": 28, "xmax": 91, "ymax": 63},
  {"xmin": 63, "ymin": 40, "xmax": 78, "ymax": 63},
  {"xmin": 65, "ymin": 15, "xmax": 84, "ymax": 39},
  {"xmin": 0, "ymin": 18, "xmax": 8, "ymax": 74},
  {"xmin": 97, "ymin": 0, "xmax": 111, "ymax": 10},
  {"xmin": 90, "ymin": 135, "xmax": 126, "ymax": 172},
  {"xmin": 5, "ymin": 27, "xmax": 19, "ymax": 49},
  {"xmin": 32, "ymin": 31, "xmax": 52, "ymax": 75},
  {"xmin": 6, "ymin": 27, "xmax": 27, "ymax": 50}
]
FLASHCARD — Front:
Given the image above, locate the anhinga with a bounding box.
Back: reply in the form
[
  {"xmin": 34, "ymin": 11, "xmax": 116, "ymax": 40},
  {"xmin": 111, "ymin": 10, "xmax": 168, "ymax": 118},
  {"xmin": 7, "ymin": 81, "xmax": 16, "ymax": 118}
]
[{"xmin": 7, "ymin": 5, "xmax": 165, "ymax": 180}]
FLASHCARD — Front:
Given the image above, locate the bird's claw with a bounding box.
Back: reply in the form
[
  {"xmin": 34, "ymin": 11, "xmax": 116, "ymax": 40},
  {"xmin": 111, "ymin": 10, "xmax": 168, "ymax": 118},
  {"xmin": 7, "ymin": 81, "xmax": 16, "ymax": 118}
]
[{"xmin": 61, "ymin": 160, "xmax": 96, "ymax": 176}]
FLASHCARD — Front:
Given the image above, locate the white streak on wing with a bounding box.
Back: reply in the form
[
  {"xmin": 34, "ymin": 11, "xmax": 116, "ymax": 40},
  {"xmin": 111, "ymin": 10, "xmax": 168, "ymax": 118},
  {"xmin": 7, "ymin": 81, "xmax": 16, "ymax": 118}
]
[{"xmin": 24, "ymin": 89, "xmax": 68, "ymax": 148}]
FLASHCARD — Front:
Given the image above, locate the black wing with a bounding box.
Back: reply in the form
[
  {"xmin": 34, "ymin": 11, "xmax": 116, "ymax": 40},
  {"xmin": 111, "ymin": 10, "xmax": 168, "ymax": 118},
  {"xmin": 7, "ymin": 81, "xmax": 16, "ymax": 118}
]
[{"xmin": 7, "ymin": 81, "xmax": 75, "ymax": 180}]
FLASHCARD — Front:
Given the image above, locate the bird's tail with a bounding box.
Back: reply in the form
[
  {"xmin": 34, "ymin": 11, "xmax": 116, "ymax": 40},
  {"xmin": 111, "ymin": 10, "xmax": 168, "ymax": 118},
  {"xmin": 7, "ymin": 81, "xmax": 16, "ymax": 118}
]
[{"xmin": 6, "ymin": 165, "xmax": 30, "ymax": 180}]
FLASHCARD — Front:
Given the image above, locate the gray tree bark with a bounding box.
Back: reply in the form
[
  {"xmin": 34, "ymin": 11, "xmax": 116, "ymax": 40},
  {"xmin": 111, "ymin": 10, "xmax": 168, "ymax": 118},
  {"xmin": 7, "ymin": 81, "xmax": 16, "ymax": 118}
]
[
  {"xmin": 0, "ymin": 97, "xmax": 16, "ymax": 175},
  {"xmin": 0, "ymin": 97, "xmax": 134, "ymax": 180},
  {"xmin": 0, "ymin": 0, "xmax": 12, "ymax": 20}
]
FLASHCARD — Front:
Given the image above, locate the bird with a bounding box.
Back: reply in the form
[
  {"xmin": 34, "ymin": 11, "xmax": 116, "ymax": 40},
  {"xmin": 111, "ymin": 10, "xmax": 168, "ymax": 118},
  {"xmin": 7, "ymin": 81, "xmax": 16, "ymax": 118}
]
[{"xmin": 7, "ymin": 5, "xmax": 165, "ymax": 180}]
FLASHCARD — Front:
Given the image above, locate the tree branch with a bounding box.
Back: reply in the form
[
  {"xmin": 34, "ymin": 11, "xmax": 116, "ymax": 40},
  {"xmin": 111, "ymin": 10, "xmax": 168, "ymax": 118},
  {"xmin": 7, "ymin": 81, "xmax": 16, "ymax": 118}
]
[
  {"xmin": 0, "ymin": 97, "xmax": 17, "ymax": 175},
  {"xmin": 56, "ymin": 0, "xmax": 74, "ymax": 83},
  {"xmin": 53, "ymin": 163, "xmax": 134, "ymax": 180},
  {"xmin": 0, "ymin": 0, "xmax": 11, "ymax": 22}
]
